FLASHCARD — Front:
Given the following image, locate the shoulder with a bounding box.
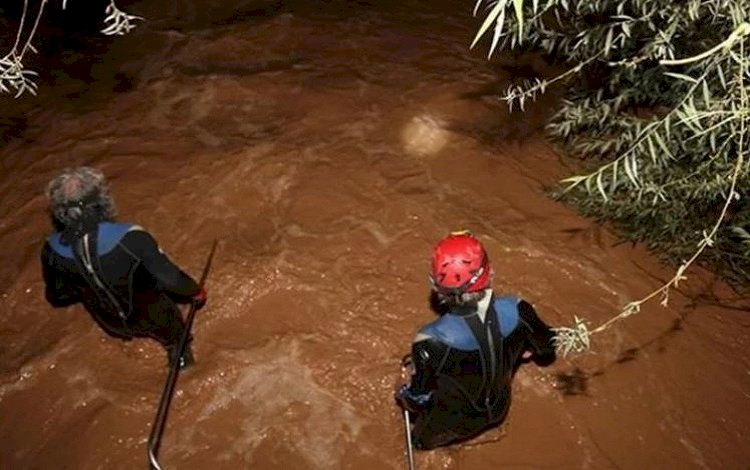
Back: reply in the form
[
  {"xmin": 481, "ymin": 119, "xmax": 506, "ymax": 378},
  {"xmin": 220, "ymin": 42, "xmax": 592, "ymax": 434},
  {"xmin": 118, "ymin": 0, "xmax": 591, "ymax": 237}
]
[
  {"xmin": 492, "ymin": 294, "xmax": 521, "ymax": 337},
  {"xmin": 118, "ymin": 223, "xmax": 156, "ymax": 245},
  {"xmin": 414, "ymin": 314, "xmax": 478, "ymax": 351},
  {"xmin": 98, "ymin": 222, "xmax": 145, "ymax": 255},
  {"xmin": 492, "ymin": 294, "xmax": 520, "ymax": 310},
  {"xmin": 45, "ymin": 233, "xmax": 73, "ymax": 259},
  {"xmin": 100, "ymin": 222, "xmax": 144, "ymax": 237}
]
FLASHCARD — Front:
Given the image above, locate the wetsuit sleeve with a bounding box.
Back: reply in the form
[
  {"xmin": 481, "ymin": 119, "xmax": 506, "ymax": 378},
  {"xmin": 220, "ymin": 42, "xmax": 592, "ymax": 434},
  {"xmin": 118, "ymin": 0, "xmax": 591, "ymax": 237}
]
[
  {"xmin": 517, "ymin": 300, "xmax": 556, "ymax": 366},
  {"xmin": 41, "ymin": 244, "xmax": 79, "ymax": 307},
  {"xmin": 121, "ymin": 229, "xmax": 200, "ymax": 300},
  {"xmin": 410, "ymin": 337, "xmax": 447, "ymax": 395},
  {"xmin": 397, "ymin": 337, "xmax": 446, "ymax": 411}
]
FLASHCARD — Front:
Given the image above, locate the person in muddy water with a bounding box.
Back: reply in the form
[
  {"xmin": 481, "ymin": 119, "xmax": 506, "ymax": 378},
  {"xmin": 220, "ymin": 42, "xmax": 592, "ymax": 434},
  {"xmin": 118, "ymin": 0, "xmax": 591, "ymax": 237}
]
[
  {"xmin": 396, "ymin": 231, "xmax": 557, "ymax": 450},
  {"xmin": 40, "ymin": 167, "xmax": 207, "ymax": 369}
]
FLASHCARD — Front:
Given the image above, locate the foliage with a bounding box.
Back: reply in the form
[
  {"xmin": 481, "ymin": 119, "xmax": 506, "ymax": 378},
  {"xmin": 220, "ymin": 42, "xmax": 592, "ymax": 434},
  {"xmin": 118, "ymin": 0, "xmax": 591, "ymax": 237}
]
[
  {"xmin": 1, "ymin": 0, "xmax": 143, "ymax": 98},
  {"xmin": 471, "ymin": 0, "xmax": 750, "ymax": 354}
]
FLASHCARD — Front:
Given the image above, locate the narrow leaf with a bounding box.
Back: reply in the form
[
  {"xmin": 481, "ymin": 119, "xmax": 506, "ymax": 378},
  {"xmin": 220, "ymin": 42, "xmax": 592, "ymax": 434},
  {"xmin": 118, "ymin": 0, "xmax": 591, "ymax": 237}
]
[
  {"xmin": 663, "ymin": 72, "xmax": 698, "ymax": 83},
  {"xmin": 646, "ymin": 134, "xmax": 658, "ymax": 164},
  {"xmin": 653, "ymin": 132, "xmax": 673, "ymax": 159},
  {"xmin": 473, "ymin": 0, "xmax": 483, "ymax": 16},
  {"xmin": 624, "ymin": 156, "xmax": 638, "ymax": 187},
  {"xmin": 717, "ymin": 64, "xmax": 727, "ymax": 89},
  {"xmin": 701, "ymin": 80, "xmax": 710, "ymax": 105},
  {"xmin": 489, "ymin": 8, "xmax": 507, "ymax": 58},
  {"xmin": 512, "ymin": 0, "xmax": 525, "ymax": 40},
  {"xmin": 560, "ymin": 175, "xmax": 586, "ymax": 191},
  {"xmin": 471, "ymin": 0, "xmax": 506, "ymax": 49},
  {"xmin": 611, "ymin": 159, "xmax": 619, "ymax": 190},
  {"xmin": 596, "ymin": 171, "xmax": 609, "ymax": 201},
  {"xmin": 604, "ymin": 27, "xmax": 613, "ymax": 56}
]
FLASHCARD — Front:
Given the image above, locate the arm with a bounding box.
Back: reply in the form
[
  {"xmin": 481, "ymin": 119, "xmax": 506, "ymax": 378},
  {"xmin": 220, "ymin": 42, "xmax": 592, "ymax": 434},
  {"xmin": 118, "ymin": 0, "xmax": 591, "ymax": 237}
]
[
  {"xmin": 121, "ymin": 229, "xmax": 200, "ymax": 301},
  {"xmin": 396, "ymin": 336, "xmax": 448, "ymax": 411},
  {"xmin": 41, "ymin": 245, "xmax": 79, "ymax": 308},
  {"xmin": 517, "ymin": 300, "xmax": 556, "ymax": 366}
]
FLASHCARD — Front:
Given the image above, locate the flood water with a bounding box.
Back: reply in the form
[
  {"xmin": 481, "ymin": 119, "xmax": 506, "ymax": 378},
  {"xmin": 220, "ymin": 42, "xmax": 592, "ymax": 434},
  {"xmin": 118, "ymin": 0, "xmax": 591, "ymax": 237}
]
[{"xmin": 1, "ymin": 1, "xmax": 749, "ymax": 469}]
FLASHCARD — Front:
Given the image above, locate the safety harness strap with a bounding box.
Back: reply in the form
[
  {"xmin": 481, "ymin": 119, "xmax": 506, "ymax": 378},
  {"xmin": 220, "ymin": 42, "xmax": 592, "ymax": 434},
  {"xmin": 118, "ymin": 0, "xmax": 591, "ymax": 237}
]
[
  {"xmin": 72, "ymin": 231, "xmax": 131, "ymax": 325},
  {"xmin": 463, "ymin": 299, "xmax": 503, "ymax": 418}
]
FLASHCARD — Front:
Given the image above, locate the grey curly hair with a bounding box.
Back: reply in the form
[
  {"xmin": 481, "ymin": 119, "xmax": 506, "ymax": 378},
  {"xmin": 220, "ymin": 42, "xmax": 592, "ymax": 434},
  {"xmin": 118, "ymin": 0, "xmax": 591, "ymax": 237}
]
[{"xmin": 46, "ymin": 167, "xmax": 116, "ymax": 233}]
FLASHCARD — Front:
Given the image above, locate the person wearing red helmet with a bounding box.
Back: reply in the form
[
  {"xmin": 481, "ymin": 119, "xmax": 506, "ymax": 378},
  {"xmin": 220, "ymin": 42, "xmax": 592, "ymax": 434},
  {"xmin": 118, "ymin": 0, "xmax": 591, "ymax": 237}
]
[{"xmin": 395, "ymin": 231, "xmax": 556, "ymax": 450}]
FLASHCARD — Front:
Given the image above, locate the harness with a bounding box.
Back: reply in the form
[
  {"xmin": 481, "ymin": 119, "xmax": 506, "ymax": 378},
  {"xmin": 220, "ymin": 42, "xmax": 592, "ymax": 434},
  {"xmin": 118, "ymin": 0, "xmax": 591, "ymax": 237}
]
[{"xmin": 49, "ymin": 223, "xmax": 135, "ymax": 328}]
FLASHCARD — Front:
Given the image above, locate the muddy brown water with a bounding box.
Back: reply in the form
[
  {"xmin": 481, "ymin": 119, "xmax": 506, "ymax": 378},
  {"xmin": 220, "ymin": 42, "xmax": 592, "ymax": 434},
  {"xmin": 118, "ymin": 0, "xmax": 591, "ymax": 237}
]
[{"xmin": 1, "ymin": 1, "xmax": 749, "ymax": 469}]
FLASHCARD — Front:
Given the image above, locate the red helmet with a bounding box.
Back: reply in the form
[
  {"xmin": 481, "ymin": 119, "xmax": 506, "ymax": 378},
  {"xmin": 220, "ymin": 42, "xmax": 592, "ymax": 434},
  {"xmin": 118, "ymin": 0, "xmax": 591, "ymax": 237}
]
[{"xmin": 430, "ymin": 231, "xmax": 491, "ymax": 294}]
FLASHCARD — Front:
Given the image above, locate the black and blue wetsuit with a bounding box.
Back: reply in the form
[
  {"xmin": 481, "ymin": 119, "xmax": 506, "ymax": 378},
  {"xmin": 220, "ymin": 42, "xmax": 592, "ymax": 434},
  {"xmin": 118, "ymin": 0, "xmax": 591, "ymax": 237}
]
[
  {"xmin": 41, "ymin": 222, "xmax": 200, "ymax": 353},
  {"xmin": 401, "ymin": 292, "xmax": 556, "ymax": 449}
]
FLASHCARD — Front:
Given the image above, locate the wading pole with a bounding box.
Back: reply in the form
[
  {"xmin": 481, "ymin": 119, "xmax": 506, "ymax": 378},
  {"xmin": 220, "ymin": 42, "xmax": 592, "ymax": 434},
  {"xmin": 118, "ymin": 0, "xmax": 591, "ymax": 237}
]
[
  {"xmin": 400, "ymin": 356, "xmax": 416, "ymax": 470},
  {"xmin": 147, "ymin": 240, "xmax": 218, "ymax": 470},
  {"xmin": 403, "ymin": 407, "xmax": 416, "ymax": 470}
]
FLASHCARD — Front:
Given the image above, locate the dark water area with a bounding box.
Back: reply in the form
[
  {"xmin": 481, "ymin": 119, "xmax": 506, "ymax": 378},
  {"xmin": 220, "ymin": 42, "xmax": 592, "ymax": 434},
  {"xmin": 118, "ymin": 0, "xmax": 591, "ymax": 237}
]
[{"xmin": 1, "ymin": 1, "xmax": 749, "ymax": 469}]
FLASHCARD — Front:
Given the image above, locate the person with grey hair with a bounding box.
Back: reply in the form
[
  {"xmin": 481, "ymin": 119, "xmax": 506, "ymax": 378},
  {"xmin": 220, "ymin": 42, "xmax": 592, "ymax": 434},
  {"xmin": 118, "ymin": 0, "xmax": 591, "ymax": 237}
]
[
  {"xmin": 395, "ymin": 231, "xmax": 556, "ymax": 450},
  {"xmin": 41, "ymin": 167, "xmax": 207, "ymax": 369}
]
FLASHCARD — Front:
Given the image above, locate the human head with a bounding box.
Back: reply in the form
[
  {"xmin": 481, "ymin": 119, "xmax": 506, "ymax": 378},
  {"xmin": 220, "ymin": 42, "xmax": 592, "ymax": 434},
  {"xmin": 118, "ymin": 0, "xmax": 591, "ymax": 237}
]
[
  {"xmin": 46, "ymin": 166, "xmax": 116, "ymax": 236},
  {"xmin": 429, "ymin": 230, "xmax": 492, "ymax": 306}
]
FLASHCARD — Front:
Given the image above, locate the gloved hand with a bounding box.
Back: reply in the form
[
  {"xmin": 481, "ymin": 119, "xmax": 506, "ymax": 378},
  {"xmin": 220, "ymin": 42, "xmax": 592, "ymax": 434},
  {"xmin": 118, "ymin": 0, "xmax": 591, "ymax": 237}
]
[
  {"xmin": 395, "ymin": 384, "xmax": 432, "ymax": 412},
  {"xmin": 192, "ymin": 288, "xmax": 207, "ymax": 310}
]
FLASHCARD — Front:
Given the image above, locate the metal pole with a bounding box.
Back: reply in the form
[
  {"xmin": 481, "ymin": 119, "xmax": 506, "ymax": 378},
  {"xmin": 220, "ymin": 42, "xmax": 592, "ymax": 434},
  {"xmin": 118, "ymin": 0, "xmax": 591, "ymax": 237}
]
[
  {"xmin": 403, "ymin": 407, "xmax": 416, "ymax": 470},
  {"xmin": 147, "ymin": 240, "xmax": 218, "ymax": 470}
]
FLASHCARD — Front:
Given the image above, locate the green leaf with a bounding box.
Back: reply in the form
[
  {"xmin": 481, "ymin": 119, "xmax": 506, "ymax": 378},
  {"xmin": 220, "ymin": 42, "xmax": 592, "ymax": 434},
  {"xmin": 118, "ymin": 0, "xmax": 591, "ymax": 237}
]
[
  {"xmin": 646, "ymin": 134, "xmax": 658, "ymax": 164},
  {"xmin": 663, "ymin": 72, "xmax": 698, "ymax": 83},
  {"xmin": 604, "ymin": 27, "xmax": 613, "ymax": 56},
  {"xmin": 611, "ymin": 159, "xmax": 619, "ymax": 190},
  {"xmin": 623, "ymin": 156, "xmax": 637, "ymax": 187},
  {"xmin": 584, "ymin": 174, "xmax": 594, "ymax": 194},
  {"xmin": 701, "ymin": 80, "xmax": 710, "ymax": 105},
  {"xmin": 512, "ymin": 0, "xmax": 525, "ymax": 41},
  {"xmin": 653, "ymin": 132, "xmax": 673, "ymax": 160},
  {"xmin": 471, "ymin": 0, "xmax": 506, "ymax": 50},
  {"xmin": 560, "ymin": 175, "xmax": 586, "ymax": 192},
  {"xmin": 489, "ymin": 8, "xmax": 507, "ymax": 58},
  {"xmin": 596, "ymin": 171, "xmax": 609, "ymax": 201},
  {"xmin": 716, "ymin": 64, "xmax": 727, "ymax": 89},
  {"xmin": 472, "ymin": 0, "xmax": 483, "ymax": 16}
]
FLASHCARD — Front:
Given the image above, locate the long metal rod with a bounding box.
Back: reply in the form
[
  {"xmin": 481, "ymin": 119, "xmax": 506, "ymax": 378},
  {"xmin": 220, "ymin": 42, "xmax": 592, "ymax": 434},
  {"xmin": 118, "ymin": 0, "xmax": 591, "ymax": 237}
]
[
  {"xmin": 147, "ymin": 240, "xmax": 218, "ymax": 470},
  {"xmin": 400, "ymin": 355, "xmax": 416, "ymax": 470},
  {"xmin": 403, "ymin": 407, "xmax": 415, "ymax": 470}
]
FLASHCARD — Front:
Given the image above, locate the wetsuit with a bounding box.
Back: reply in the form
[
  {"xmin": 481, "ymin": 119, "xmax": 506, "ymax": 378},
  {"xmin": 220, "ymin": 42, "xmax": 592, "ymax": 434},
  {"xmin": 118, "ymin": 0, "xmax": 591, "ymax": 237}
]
[
  {"xmin": 400, "ymin": 290, "xmax": 555, "ymax": 449},
  {"xmin": 41, "ymin": 222, "xmax": 200, "ymax": 357}
]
